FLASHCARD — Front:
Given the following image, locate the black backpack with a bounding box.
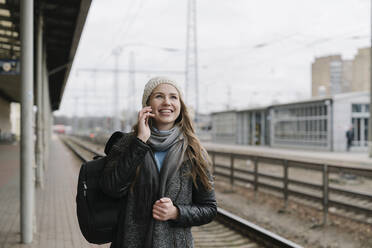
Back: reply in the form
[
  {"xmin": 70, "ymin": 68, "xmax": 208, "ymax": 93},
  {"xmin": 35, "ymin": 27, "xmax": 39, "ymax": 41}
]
[{"xmin": 76, "ymin": 132, "xmax": 125, "ymax": 244}]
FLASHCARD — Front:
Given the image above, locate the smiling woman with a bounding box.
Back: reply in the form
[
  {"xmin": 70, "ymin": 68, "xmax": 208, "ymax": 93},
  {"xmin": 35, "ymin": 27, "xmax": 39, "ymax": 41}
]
[
  {"xmin": 99, "ymin": 76, "xmax": 217, "ymax": 248},
  {"xmin": 144, "ymin": 83, "xmax": 181, "ymax": 131}
]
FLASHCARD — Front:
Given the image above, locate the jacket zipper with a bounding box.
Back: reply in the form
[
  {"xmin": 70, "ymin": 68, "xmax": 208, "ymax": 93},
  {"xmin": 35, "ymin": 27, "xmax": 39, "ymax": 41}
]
[
  {"xmin": 173, "ymin": 229, "xmax": 178, "ymax": 248},
  {"xmin": 83, "ymin": 181, "xmax": 87, "ymax": 197}
]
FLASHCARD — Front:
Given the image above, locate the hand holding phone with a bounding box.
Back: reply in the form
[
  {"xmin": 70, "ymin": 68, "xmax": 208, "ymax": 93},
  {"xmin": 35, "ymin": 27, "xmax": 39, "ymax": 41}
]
[{"xmin": 137, "ymin": 106, "xmax": 155, "ymax": 142}]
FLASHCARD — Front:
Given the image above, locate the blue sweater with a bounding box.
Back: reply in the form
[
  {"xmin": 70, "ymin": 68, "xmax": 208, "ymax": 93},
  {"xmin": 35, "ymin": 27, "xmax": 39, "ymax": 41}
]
[
  {"xmin": 154, "ymin": 150, "xmax": 168, "ymax": 172},
  {"xmin": 152, "ymin": 128, "xmax": 170, "ymax": 172}
]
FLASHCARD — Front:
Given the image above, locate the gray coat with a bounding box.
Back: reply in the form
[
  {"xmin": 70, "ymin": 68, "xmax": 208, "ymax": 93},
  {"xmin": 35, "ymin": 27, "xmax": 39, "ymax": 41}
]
[{"xmin": 100, "ymin": 133, "xmax": 217, "ymax": 248}]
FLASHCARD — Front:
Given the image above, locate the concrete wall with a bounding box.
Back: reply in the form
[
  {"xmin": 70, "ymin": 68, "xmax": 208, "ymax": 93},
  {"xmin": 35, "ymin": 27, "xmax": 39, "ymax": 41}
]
[
  {"xmin": 332, "ymin": 91, "xmax": 369, "ymax": 152},
  {"xmin": 0, "ymin": 97, "xmax": 11, "ymax": 133}
]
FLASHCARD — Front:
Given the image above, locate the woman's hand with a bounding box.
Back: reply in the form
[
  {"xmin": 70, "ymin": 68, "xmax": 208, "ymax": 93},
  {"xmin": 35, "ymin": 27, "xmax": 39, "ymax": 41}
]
[
  {"xmin": 152, "ymin": 197, "xmax": 179, "ymax": 221},
  {"xmin": 137, "ymin": 106, "xmax": 155, "ymax": 143}
]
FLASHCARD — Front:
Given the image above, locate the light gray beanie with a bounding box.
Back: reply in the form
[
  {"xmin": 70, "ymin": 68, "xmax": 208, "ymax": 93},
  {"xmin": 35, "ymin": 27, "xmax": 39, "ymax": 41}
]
[{"xmin": 142, "ymin": 76, "xmax": 182, "ymax": 107}]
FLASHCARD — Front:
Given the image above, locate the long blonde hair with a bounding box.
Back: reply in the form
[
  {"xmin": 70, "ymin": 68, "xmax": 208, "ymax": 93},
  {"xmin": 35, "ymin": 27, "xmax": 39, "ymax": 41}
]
[{"xmin": 133, "ymin": 95, "xmax": 213, "ymax": 191}]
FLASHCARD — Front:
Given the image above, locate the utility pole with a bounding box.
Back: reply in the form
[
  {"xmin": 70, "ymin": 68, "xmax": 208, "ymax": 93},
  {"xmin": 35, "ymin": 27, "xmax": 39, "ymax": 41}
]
[
  {"xmin": 112, "ymin": 47, "xmax": 122, "ymax": 131},
  {"xmin": 226, "ymin": 85, "xmax": 232, "ymax": 110},
  {"xmin": 186, "ymin": 0, "xmax": 200, "ymax": 122},
  {"xmin": 369, "ymin": 0, "xmax": 372, "ymax": 157},
  {"xmin": 73, "ymin": 97, "xmax": 79, "ymax": 134},
  {"xmin": 128, "ymin": 51, "xmax": 135, "ymax": 129},
  {"xmin": 83, "ymin": 80, "xmax": 88, "ymax": 131}
]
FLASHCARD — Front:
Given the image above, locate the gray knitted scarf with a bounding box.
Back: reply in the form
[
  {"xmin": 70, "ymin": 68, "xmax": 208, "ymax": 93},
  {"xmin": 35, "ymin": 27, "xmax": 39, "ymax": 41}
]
[
  {"xmin": 147, "ymin": 125, "xmax": 187, "ymax": 195},
  {"xmin": 138, "ymin": 125, "xmax": 188, "ymax": 247},
  {"xmin": 147, "ymin": 126, "xmax": 182, "ymax": 152}
]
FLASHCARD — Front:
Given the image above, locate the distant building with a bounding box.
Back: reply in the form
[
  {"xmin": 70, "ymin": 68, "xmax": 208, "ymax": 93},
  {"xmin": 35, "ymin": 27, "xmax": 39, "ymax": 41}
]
[
  {"xmin": 0, "ymin": 97, "xmax": 12, "ymax": 133},
  {"xmin": 342, "ymin": 60, "xmax": 352, "ymax": 93},
  {"xmin": 333, "ymin": 91, "xmax": 369, "ymax": 150},
  {"xmin": 10, "ymin": 103, "xmax": 20, "ymax": 139},
  {"xmin": 195, "ymin": 113, "xmax": 212, "ymax": 142},
  {"xmin": 211, "ymin": 110, "xmax": 237, "ymax": 144},
  {"xmin": 236, "ymin": 107, "xmax": 268, "ymax": 146},
  {"xmin": 311, "ymin": 47, "xmax": 370, "ymax": 97},
  {"xmin": 211, "ymin": 91, "xmax": 369, "ymax": 152},
  {"xmin": 311, "ymin": 55, "xmax": 350, "ymax": 97},
  {"xmin": 0, "ymin": 99, "xmax": 18, "ymax": 142},
  {"xmin": 195, "ymin": 113, "xmax": 212, "ymax": 130},
  {"xmin": 352, "ymin": 47, "xmax": 370, "ymax": 92}
]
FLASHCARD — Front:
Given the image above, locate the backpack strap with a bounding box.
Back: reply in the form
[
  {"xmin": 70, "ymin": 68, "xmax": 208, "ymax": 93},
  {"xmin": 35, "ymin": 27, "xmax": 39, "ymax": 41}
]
[
  {"xmin": 103, "ymin": 132, "xmax": 135, "ymax": 171},
  {"xmin": 104, "ymin": 131, "xmax": 124, "ymax": 155},
  {"xmin": 104, "ymin": 132, "xmax": 136, "ymax": 155}
]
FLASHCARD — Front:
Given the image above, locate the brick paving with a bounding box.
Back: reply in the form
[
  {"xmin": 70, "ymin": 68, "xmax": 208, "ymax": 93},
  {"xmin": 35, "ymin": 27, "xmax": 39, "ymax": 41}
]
[{"xmin": 0, "ymin": 136, "xmax": 110, "ymax": 248}]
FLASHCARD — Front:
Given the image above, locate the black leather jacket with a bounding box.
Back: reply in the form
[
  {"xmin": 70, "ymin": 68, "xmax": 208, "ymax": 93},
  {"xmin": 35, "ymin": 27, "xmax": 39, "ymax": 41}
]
[{"xmin": 100, "ymin": 132, "xmax": 217, "ymax": 247}]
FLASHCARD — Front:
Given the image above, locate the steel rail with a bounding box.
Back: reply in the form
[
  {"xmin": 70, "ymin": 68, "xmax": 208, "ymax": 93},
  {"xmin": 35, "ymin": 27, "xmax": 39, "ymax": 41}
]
[{"xmin": 217, "ymin": 208, "xmax": 303, "ymax": 248}]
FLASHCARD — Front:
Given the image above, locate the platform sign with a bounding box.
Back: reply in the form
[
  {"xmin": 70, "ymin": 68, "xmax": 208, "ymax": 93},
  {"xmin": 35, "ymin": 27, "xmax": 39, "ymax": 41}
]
[{"xmin": 0, "ymin": 60, "xmax": 20, "ymax": 75}]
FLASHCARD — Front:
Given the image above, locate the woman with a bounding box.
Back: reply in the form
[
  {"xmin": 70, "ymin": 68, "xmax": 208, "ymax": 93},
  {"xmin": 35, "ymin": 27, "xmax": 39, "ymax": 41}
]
[{"xmin": 100, "ymin": 76, "xmax": 217, "ymax": 248}]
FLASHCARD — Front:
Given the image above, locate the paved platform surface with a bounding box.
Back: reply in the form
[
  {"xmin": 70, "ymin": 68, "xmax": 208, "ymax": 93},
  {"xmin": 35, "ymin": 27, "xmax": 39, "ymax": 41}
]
[
  {"xmin": 0, "ymin": 136, "xmax": 109, "ymax": 248},
  {"xmin": 1, "ymin": 135, "xmax": 370, "ymax": 247},
  {"xmin": 203, "ymin": 142, "xmax": 372, "ymax": 168}
]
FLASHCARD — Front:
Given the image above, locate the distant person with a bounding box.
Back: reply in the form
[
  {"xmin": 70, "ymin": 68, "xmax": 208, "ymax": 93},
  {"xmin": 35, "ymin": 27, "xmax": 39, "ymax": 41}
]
[
  {"xmin": 100, "ymin": 77, "xmax": 217, "ymax": 247},
  {"xmin": 346, "ymin": 126, "xmax": 354, "ymax": 151}
]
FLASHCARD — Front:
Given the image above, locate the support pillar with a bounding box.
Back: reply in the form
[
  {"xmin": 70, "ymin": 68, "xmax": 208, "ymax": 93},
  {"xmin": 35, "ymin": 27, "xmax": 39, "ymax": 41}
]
[
  {"xmin": 20, "ymin": 0, "xmax": 34, "ymax": 243},
  {"xmin": 369, "ymin": 0, "xmax": 372, "ymax": 157},
  {"xmin": 42, "ymin": 45, "xmax": 50, "ymax": 169},
  {"xmin": 36, "ymin": 12, "xmax": 44, "ymax": 188},
  {"xmin": 261, "ymin": 111, "xmax": 265, "ymax": 145}
]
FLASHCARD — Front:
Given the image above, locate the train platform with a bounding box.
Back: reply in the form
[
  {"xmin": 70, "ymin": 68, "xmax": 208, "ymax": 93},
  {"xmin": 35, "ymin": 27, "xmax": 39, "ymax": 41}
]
[
  {"xmin": 203, "ymin": 142, "xmax": 372, "ymax": 168},
  {"xmin": 1, "ymin": 135, "xmax": 371, "ymax": 247},
  {"xmin": 0, "ymin": 136, "xmax": 108, "ymax": 248}
]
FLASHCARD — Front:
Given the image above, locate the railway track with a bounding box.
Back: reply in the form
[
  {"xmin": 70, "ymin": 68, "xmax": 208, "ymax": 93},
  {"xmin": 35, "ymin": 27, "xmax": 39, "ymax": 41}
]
[
  {"xmin": 61, "ymin": 135, "xmax": 302, "ymax": 248},
  {"xmin": 211, "ymin": 155, "xmax": 372, "ymax": 226},
  {"xmin": 66, "ymin": 135, "xmax": 372, "ymax": 225}
]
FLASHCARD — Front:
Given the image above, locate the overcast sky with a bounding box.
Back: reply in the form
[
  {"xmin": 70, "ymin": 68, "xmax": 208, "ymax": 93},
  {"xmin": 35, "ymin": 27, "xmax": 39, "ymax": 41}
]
[{"xmin": 55, "ymin": 0, "xmax": 370, "ymax": 117}]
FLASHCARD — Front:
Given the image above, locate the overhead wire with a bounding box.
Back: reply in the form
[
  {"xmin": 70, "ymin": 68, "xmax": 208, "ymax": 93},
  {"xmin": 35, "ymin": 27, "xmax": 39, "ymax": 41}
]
[
  {"xmin": 92, "ymin": 0, "xmax": 148, "ymax": 68},
  {"xmin": 77, "ymin": 0, "xmax": 150, "ymax": 117},
  {"xmin": 89, "ymin": 0, "xmax": 140, "ymax": 69}
]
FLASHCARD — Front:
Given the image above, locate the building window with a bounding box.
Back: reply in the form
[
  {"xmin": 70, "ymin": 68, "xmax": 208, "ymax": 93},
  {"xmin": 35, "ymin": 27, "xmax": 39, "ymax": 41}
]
[
  {"xmin": 365, "ymin": 104, "xmax": 370, "ymax": 113},
  {"xmin": 365, "ymin": 119, "xmax": 369, "ymax": 146},
  {"xmin": 272, "ymin": 103, "xmax": 329, "ymax": 147},
  {"xmin": 352, "ymin": 104, "xmax": 362, "ymax": 113}
]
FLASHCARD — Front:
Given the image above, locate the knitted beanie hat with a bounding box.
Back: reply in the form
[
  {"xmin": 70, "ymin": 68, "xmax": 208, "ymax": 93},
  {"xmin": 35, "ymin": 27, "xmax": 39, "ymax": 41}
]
[{"xmin": 142, "ymin": 76, "xmax": 182, "ymax": 107}]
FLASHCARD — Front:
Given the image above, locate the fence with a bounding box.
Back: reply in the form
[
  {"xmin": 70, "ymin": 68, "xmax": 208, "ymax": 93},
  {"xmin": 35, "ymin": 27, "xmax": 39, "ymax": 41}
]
[{"xmin": 208, "ymin": 150, "xmax": 372, "ymax": 225}]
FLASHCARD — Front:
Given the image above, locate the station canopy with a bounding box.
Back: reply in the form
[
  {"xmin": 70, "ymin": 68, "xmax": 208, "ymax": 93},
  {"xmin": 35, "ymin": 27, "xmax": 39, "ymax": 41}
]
[{"xmin": 0, "ymin": 0, "xmax": 91, "ymax": 110}]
